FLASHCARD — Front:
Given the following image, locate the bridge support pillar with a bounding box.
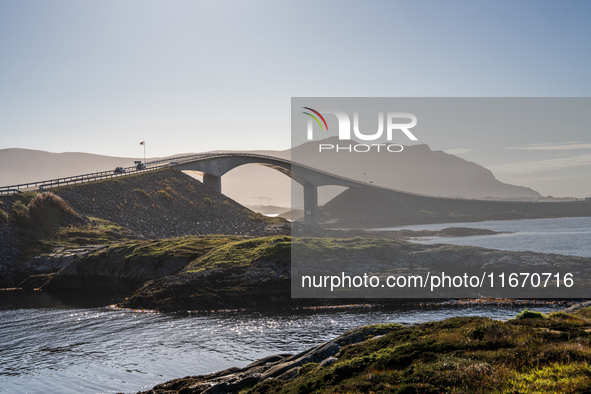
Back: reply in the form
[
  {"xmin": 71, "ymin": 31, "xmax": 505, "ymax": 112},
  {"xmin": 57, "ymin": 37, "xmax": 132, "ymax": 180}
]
[
  {"xmin": 203, "ymin": 173, "xmax": 221, "ymax": 193},
  {"xmin": 303, "ymin": 183, "xmax": 318, "ymax": 224}
]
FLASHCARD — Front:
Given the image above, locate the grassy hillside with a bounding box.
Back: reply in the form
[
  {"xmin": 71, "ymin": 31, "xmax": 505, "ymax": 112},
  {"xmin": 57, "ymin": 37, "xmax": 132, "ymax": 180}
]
[
  {"xmin": 42, "ymin": 235, "xmax": 242, "ymax": 294},
  {"xmin": 2, "ymin": 192, "xmax": 132, "ymax": 259},
  {"xmin": 184, "ymin": 236, "xmax": 290, "ymax": 272}
]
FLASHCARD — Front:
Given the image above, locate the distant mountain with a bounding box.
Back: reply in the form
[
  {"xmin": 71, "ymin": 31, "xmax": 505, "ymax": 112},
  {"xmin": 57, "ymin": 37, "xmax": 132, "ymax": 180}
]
[
  {"xmin": 289, "ymin": 137, "xmax": 540, "ymax": 199},
  {"xmin": 321, "ymin": 187, "xmax": 588, "ymax": 228},
  {"xmin": 0, "ymin": 141, "xmax": 540, "ymax": 208},
  {"xmin": 0, "ymin": 148, "xmax": 142, "ymax": 186}
]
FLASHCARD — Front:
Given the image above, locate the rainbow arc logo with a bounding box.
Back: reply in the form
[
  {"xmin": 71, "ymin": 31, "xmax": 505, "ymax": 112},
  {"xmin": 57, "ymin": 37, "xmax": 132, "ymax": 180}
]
[{"xmin": 302, "ymin": 107, "xmax": 329, "ymax": 132}]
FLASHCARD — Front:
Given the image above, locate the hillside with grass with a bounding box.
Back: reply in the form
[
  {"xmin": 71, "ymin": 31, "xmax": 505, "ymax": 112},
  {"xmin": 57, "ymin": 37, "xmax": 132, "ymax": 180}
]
[
  {"xmin": 0, "ymin": 192, "xmax": 131, "ymax": 286},
  {"xmin": 0, "ymin": 168, "xmax": 287, "ymax": 287},
  {"xmin": 41, "ymin": 235, "xmax": 242, "ymax": 294}
]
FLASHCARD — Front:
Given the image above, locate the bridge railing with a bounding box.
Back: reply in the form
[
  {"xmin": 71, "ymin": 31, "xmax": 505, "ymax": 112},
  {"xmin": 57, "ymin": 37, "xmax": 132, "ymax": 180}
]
[
  {"xmin": 0, "ymin": 163, "xmax": 169, "ymax": 196},
  {"xmin": 0, "ymin": 152, "xmax": 226, "ymax": 196}
]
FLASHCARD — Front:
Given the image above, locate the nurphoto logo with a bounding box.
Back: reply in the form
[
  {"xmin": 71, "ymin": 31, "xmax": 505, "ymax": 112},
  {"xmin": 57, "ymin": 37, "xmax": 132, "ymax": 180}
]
[{"xmin": 302, "ymin": 107, "xmax": 418, "ymax": 153}]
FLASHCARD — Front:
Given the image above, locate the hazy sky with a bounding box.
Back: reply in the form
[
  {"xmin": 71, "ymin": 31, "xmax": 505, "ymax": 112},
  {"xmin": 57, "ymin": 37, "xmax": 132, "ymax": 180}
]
[{"xmin": 1, "ymin": 1, "xmax": 590, "ymax": 196}]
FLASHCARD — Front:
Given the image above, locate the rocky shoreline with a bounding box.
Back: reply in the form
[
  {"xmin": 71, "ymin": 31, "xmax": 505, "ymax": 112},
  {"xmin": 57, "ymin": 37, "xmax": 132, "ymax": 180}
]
[
  {"xmin": 292, "ymin": 223, "xmax": 510, "ymax": 239},
  {"xmin": 134, "ymin": 302, "xmax": 591, "ymax": 394},
  {"xmin": 136, "ymin": 324, "xmax": 400, "ymax": 394},
  {"xmin": 0, "ymin": 223, "xmax": 515, "ymax": 291},
  {"xmin": 5, "ymin": 234, "xmax": 583, "ymax": 311}
]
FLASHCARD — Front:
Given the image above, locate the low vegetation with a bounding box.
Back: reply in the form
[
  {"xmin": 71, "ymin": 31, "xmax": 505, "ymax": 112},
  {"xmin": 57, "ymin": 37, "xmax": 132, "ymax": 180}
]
[
  {"xmin": 134, "ymin": 188, "xmax": 151, "ymax": 199},
  {"xmin": 49, "ymin": 217, "xmax": 134, "ymax": 248},
  {"xmin": 7, "ymin": 192, "xmax": 134, "ymax": 259},
  {"xmin": 121, "ymin": 235, "xmax": 239, "ymax": 264},
  {"xmin": 248, "ymin": 211, "xmax": 288, "ymax": 224},
  {"xmin": 0, "ymin": 208, "xmax": 8, "ymax": 223},
  {"xmin": 244, "ymin": 308, "xmax": 591, "ymax": 394},
  {"xmin": 156, "ymin": 190, "xmax": 173, "ymax": 202},
  {"xmin": 40, "ymin": 235, "xmax": 247, "ymax": 294},
  {"xmin": 514, "ymin": 308, "xmax": 546, "ymax": 320},
  {"xmin": 10, "ymin": 201, "xmax": 31, "ymax": 227},
  {"xmin": 184, "ymin": 236, "xmax": 290, "ymax": 272}
]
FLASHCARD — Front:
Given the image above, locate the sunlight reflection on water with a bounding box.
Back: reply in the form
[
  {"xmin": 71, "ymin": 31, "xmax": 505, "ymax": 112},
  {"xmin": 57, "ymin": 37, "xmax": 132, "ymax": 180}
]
[{"xmin": 0, "ymin": 291, "xmax": 564, "ymax": 394}]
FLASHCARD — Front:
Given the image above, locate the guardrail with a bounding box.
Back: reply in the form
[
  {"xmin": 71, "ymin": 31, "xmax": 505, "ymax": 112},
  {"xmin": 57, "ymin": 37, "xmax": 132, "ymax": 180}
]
[{"xmin": 0, "ymin": 153, "xmax": 231, "ymax": 196}]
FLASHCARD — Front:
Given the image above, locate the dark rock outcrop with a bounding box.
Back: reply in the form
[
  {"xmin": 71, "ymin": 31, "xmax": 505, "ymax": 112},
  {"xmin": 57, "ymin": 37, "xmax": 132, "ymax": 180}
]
[
  {"xmin": 19, "ymin": 272, "xmax": 56, "ymax": 290},
  {"xmin": 41, "ymin": 237, "xmax": 236, "ymax": 295},
  {"xmin": 563, "ymin": 300, "xmax": 591, "ymax": 313},
  {"xmin": 120, "ymin": 261, "xmax": 292, "ymax": 312},
  {"xmin": 118, "ymin": 237, "xmax": 591, "ymax": 311},
  {"xmin": 137, "ymin": 324, "xmax": 401, "ymax": 394}
]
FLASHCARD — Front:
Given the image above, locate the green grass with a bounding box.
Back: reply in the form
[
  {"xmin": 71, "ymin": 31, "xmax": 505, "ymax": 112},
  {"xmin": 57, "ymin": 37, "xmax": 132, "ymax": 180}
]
[
  {"xmin": 123, "ymin": 235, "xmax": 238, "ymax": 263},
  {"xmin": 156, "ymin": 190, "xmax": 173, "ymax": 202},
  {"xmin": 7, "ymin": 192, "xmax": 139, "ymax": 259},
  {"xmin": 243, "ymin": 309, "xmax": 591, "ymax": 394},
  {"xmin": 134, "ymin": 188, "xmax": 151, "ymax": 199},
  {"xmin": 184, "ymin": 236, "xmax": 290, "ymax": 272},
  {"xmin": 292, "ymin": 237, "xmax": 409, "ymax": 258},
  {"xmin": 500, "ymin": 362, "xmax": 591, "ymax": 394},
  {"xmin": 10, "ymin": 201, "xmax": 30, "ymax": 227},
  {"xmin": 11, "ymin": 192, "xmax": 36, "ymax": 205},
  {"xmin": 48, "ymin": 217, "xmax": 134, "ymax": 248},
  {"xmin": 514, "ymin": 308, "xmax": 547, "ymax": 320},
  {"xmin": 248, "ymin": 211, "xmax": 288, "ymax": 224},
  {"xmin": 9, "ymin": 192, "xmax": 81, "ymax": 258},
  {"xmin": 0, "ymin": 208, "xmax": 8, "ymax": 224}
]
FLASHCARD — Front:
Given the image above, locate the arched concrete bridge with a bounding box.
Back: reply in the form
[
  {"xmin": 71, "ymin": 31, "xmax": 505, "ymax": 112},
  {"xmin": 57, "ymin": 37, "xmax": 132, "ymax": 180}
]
[
  {"xmin": 2, "ymin": 152, "xmax": 547, "ymax": 225},
  {"xmin": 172, "ymin": 153, "xmax": 364, "ymax": 224}
]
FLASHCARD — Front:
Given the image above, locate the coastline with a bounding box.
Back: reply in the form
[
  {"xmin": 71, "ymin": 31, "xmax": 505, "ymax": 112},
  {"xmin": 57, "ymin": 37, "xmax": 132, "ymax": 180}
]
[{"xmin": 135, "ymin": 302, "xmax": 591, "ymax": 394}]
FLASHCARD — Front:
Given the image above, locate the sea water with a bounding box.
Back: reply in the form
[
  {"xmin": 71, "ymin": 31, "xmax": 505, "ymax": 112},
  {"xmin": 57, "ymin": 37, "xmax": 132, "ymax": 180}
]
[
  {"xmin": 372, "ymin": 217, "xmax": 591, "ymax": 258},
  {"xmin": 0, "ymin": 291, "xmax": 562, "ymax": 394}
]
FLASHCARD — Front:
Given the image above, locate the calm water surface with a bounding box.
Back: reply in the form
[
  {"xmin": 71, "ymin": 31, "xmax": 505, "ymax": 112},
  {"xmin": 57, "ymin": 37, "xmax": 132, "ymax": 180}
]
[
  {"xmin": 373, "ymin": 216, "xmax": 591, "ymax": 257},
  {"xmin": 0, "ymin": 291, "xmax": 563, "ymax": 394}
]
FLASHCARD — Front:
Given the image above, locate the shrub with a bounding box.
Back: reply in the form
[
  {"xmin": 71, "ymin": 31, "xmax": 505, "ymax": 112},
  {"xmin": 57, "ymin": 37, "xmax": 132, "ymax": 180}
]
[
  {"xmin": 13, "ymin": 192, "xmax": 35, "ymax": 205},
  {"xmin": 514, "ymin": 309, "xmax": 546, "ymax": 320},
  {"xmin": 27, "ymin": 192, "xmax": 77, "ymax": 217},
  {"xmin": 10, "ymin": 201, "xmax": 30, "ymax": 227},
  {"xmin": 0, "ymin": 208, "xmax": 8, "ymax": 223},
  {"xmin": 249, "ymin": 212, "xmax": 266, "ymax": 222},
  {"xmin": 574, "ymin": 307, "xmax": 591, "ymax": 320},
  {"xmin": 157, "ymin": 190, "xmax": 173, "ymax": 202},
  {"xmin": 135, "ymin": 189, "xmax": 151, "ymax": 199}
]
